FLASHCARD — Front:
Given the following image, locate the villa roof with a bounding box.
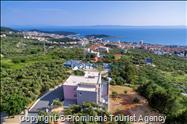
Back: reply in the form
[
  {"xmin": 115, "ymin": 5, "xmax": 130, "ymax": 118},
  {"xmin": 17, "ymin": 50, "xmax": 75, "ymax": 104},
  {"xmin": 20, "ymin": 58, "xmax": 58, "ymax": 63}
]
[{"xmin": 63, "ymin": 71, "xmax": 100, "ymax": 86}]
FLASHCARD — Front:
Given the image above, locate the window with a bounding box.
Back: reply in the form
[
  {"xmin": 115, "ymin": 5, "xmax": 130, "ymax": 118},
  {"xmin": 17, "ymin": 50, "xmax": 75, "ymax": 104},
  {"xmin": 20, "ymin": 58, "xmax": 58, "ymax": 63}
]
[{"xmin": 74, "ymin": 87, "xmax": 77, "ymax": 91}]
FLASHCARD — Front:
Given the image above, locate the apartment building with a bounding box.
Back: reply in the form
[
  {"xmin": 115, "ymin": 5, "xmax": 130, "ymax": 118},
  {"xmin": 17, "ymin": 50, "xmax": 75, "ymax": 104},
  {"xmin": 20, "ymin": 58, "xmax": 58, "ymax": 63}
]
[{"xmin": 63, "ymin": 71, "xmax": 108, "ymax": 108}]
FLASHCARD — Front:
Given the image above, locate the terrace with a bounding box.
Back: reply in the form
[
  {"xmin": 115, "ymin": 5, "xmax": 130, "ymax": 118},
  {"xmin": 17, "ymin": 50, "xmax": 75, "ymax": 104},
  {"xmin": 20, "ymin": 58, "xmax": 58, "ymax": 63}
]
[{"xmin": 63, "ymin": 71, "xmax": 109, "ymax": 108}]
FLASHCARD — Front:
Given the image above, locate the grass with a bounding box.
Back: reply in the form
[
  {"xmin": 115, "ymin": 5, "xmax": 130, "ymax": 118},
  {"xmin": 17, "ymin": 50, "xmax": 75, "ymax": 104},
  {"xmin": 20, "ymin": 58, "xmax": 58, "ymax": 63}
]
[
  {"xmin": 160, "ymin": 70, "xmax": 187, "ymax": 83},
  {"xmin": 1, "ymin": 54, "xmax": 55, "ymax": 70}
]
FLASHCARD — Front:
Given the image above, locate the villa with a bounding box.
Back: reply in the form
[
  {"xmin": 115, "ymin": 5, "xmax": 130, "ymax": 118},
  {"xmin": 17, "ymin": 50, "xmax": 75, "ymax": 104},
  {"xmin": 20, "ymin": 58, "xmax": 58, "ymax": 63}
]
[
  {"xmin": 63, "ymin": 71, "xmax": 108, "ymax": 108},
  {"xmin": 64, "ymin": 60, "xmax": 95, "ymax": 70}
]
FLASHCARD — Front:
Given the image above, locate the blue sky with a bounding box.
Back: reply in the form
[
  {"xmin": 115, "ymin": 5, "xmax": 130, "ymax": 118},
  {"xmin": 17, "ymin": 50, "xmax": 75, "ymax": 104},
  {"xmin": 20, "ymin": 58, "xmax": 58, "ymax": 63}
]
[{"xmin": 1, "ymin": 1, "xmax": 187, "ymax": 27}]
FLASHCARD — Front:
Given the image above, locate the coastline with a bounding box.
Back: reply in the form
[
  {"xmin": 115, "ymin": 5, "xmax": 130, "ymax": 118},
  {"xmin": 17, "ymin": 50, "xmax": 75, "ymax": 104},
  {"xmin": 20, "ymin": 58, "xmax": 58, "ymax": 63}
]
[{"xmin": 29, "ymin": 27, "xmax": 187, "ymax": 46}]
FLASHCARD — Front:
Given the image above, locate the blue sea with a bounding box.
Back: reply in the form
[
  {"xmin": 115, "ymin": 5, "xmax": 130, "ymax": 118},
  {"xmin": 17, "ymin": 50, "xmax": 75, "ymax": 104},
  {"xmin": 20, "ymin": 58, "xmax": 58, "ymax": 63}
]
[
  {"xmin": 20, "ymin": 26, "xmax": 187, "ymax": 46},
  {"xmin": 49, "ymin": 27, "xmax": 187, "ymax": 46}
]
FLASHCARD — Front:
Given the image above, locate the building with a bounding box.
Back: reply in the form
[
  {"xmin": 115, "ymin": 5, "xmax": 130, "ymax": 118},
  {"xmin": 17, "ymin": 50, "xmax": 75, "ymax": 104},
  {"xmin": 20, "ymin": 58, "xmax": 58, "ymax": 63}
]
[
  {"xmin": 64, "ymin": 60, "xmax": 95, "ymax": 70},
  {"xmin": 86, "ymin": 48, "xmax": 100, "ymax": 57},
  {"xmin": 0, "ymin": 34, "xmax": 6, "ymax": 38},
  {"xmin": 89, "ymin": 44, "xmax": 110, "ymax": 53},
  {"xmin": 63, "ymin": 71, "xmax": 108, "ymax": 108},
  {"xmin": 145, "ymin": 58, "xmax": 153, "ymax": 65},
  {"xmin": 97, "ymin": 46, "xmax": 109, "ymax": 53},
  {"xmin": 64, "ymin": 60, "xmax": 81, "ymax": 68}
]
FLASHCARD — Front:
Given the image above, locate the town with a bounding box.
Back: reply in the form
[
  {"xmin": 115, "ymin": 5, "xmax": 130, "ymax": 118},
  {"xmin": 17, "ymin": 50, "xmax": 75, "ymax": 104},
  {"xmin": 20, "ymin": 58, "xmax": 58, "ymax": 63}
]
[
  {"xmin": 1, "ymin": 1, "xmax": 187, "ymax": 124},
  {"xmin": 1, "ymin": 27, "xmax": 187, "ymax": 124},
  {"xmin": 1, "ymin": 29, "xmax": 187, "ymax": 58}
]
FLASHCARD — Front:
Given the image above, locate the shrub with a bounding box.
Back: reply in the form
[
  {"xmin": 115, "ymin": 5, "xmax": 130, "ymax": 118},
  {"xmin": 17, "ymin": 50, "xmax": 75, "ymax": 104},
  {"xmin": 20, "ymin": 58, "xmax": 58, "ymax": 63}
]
[
  {"xmin": 111, "ymin": 91, "xmax": 118, "ymax": 98},
  {"xmin": 12, "ymin": 58, "xmax": 21, "ymax": 63},
  {"xmin": 73, "ymin": 70, "xmax": 85, "ymax": 76},
  {"xmin": 20, "ymin": 59, "xmax": 26, "ymax": 63},
  {"xmin": 133, "ymin": 97, "xmax": 140, "ymax": 103},
  {"xmin": 30, "ymin": 50, "xmax": 37, "ymax": 54},
  {"xmin": 124, "ymin": 90, "xmax": 127, "ymax": 94},
  {"xmin": 52, "ymin": 99, "xmax": 63, "ymax": 106},
  {"xmin": 102, "ymin": 77, "xmax": 108, "ymax": 81},
  {"xmin": 12, "ymin": 57, "xmax": 26, "ymax": 63},
  {"xmin": 110, "ymin": 80, "xmax": 116, "ymax": 85}
]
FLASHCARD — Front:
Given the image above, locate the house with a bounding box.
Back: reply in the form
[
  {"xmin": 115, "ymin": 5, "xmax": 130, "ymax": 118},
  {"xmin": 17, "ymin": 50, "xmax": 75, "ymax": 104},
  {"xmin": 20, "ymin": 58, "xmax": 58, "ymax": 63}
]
[
  {"xmin": 63, "ymin": 71, "xmax": 108, "ymax": 108},
  {"xmin": 89, "ymin": 44, "xmax": 109, "ymax": 53},
  {"xmin": 64, "ymin": 60, "xmax": 95, "ymax": 70},
  {"xmin": 145, "ymin": 58, "xmax": 153, "ymax": 65},
  {"xmin": 87, "ymin": 48, "xmax": 100, "ymax": 57},
  {"xmin": 97, "ymin": 46, "xmax": 109, "ymax": 53},
  {"xmin": 0, "ymin": 34, "xmax": 6, "ymax": 38},
  {"xmin": 103, "ymin": 63, "xmax": 111, "ymax": 71},
  {"xmin": 63, "ymin": 60, "xmax": 81, "ymax": 69}
]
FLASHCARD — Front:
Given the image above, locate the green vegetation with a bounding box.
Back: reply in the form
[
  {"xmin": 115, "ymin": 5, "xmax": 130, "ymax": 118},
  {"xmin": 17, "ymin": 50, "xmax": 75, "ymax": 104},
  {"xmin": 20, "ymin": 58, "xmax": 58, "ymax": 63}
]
[
  {"xmin": 52, "ymin": 99, "xmax": 63, "ymax": 107},
  {"xmin": 73, "ymin": 70, "xmax": 85, "ymax": 76},
  {"xmin": 109, "ymin": 49, "xmax": 187, "ymax": 123},
  {"xmin": 64, "ymin": 102, "xmax": 110, "ymax": 124},
  {"xmin": 0, "ymin": 35, "xmax": 84, "ymax": 115},
  {"xmin": 109, "ymin": 59, "xmax": 136, "ymax": 85},
  {"xmin": 137, "ymin": 82, "xmax": 187, "ymax": 123},
  {"xmin": 1, "ymin": 27, "xmax": 18, "ymax": 33},
  {"xmin": 37, "ymin": 110, "xmax": 60, "ymax": 124},
  {"xmin": 2, "ymin": 94, "xmax": 27, "ymax": 116},
  {"xmin": 48, "ymin": 37, "xmax": 77, "ymax": 43},
  {"xmin": 1, "ymin": 60, "xmax": 69, "ymax": 115},
  {"xmin": 65, "ymin": 102, "xmax": 131, "ymax": 124},
  {"xmin": 111, "ymin": 91, "xmax": 118, "ymax": 98},
  {"xmin": 1, "ymin": 32, "xmax": 187, "ymax": 124}
]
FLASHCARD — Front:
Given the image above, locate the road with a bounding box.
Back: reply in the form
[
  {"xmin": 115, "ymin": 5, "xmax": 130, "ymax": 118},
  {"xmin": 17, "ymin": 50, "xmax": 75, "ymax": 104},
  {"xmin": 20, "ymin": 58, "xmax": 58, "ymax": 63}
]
[
  {"xmin": 29, "ymin": 84, "xmax": 64, "ymax": 112},
  {"xmin": 20, "ymin": 84, "xmax": 64, "ymax": 124}
]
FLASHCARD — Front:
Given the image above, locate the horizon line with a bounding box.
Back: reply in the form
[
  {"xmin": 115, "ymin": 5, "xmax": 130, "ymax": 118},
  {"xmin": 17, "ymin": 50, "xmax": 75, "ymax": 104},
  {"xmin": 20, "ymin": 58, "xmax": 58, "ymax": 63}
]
[{"xmin": 2, "ymin": 25, "xmax": 187, "ymax": 28}]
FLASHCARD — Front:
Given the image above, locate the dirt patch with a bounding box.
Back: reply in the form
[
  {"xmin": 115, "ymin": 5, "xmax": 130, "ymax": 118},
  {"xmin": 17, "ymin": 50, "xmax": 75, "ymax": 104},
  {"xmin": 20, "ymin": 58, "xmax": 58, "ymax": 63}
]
[
  {"xmin": 109, "ymin": 85, "xmax": 163, "ymax": 124},
  {"xmin": 3, "ymin": 115, "xmax": 22, "ymax": 124}
]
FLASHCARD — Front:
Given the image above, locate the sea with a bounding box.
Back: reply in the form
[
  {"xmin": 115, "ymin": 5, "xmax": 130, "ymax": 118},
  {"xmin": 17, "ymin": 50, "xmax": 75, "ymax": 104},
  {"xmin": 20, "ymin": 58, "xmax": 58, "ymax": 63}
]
[{"xmin": 19, "ymin": 26, "xmax": 187, "ymax": 46}]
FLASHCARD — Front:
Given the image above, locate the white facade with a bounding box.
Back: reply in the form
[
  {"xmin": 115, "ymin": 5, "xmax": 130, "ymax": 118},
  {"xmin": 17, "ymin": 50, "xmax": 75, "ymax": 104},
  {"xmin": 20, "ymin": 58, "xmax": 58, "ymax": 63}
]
[{"xmin": 63, "ymin": 71, "xmax": 102, "ymax": 107}]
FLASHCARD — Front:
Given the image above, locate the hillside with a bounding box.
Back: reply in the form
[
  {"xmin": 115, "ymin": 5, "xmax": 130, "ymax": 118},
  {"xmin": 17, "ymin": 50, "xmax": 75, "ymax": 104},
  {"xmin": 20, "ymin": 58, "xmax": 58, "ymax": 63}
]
[
  {"xmin": 109, "ymin": 48, "xmax": 187, "ymax": 123},
  {"xmin": 0, "ymin": 27, "xmax": 18, "ymax": 33},
  {"xmin": 1, "ymin": 33, "xmax": 187, "ymax": 123},
  {"xmin": 0, "ymin": 35, "xmax": 84, "ymax": 116},
  {"xmin": 28, "ymin": 29, "xmax": 76, "ymax": 35}
]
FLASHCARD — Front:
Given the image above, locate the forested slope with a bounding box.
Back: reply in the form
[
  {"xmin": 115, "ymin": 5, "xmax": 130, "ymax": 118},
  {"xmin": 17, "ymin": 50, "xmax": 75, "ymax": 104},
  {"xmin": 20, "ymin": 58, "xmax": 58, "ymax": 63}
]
[{"xmin": 0, "ymin": 35, "xmax": 84, "ymax": 115}]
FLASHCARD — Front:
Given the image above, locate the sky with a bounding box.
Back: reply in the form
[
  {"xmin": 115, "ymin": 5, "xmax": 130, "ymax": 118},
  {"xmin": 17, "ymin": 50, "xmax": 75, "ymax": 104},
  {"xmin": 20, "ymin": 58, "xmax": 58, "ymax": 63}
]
[{"xmin": 1, "ymin": 1, "xmax": 187, "ymax": 27}]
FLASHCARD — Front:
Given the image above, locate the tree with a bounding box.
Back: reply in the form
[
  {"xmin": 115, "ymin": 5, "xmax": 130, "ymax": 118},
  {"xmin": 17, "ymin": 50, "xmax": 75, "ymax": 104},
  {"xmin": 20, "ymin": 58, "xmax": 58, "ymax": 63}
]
[
  {"xmin": 2, "ymin": 94, "xmax": 27, "ymax": 116},
  {"xmin": 137, "ymin": 82, "xmax": 187, "ymax": 123},
  {"xmin": 64, "ymin": 102, "xmax": 110, "ymax": 124},
  {"xmin": 110, "ymin": 59, "xmax": 136, "ymax": 85},
  {"xmin": 37, "ymin": 111, "xmax": 60, "ymax": 124},
  {"xmin": 123, "ymin": 61, "xmax": 136, "ymax": 84},
  {"xmin": 52, "ymin": 99, "xmax": 63, "ymax": 107},
  {"xmin": 73, "ymin": 70, "xmax": 85, "ymax": 76},
  {"xmin": 124, "ymin": 90, "xmax": 127, "ymax": 94},
  {"xmin": 97, "ymin": 64, "xmax": 103, "ymax": 73}
]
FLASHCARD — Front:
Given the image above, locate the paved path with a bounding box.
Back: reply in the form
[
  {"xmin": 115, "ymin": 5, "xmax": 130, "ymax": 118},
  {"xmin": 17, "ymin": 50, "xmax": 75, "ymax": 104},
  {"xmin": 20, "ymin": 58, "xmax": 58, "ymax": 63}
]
[
  {"xmin": 20, "ymin": 84, "xmax": 64, "ymax": 124},
  {"xmin": 29, "ymin": 84, "xmax": 64, "ymax": 112}
]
